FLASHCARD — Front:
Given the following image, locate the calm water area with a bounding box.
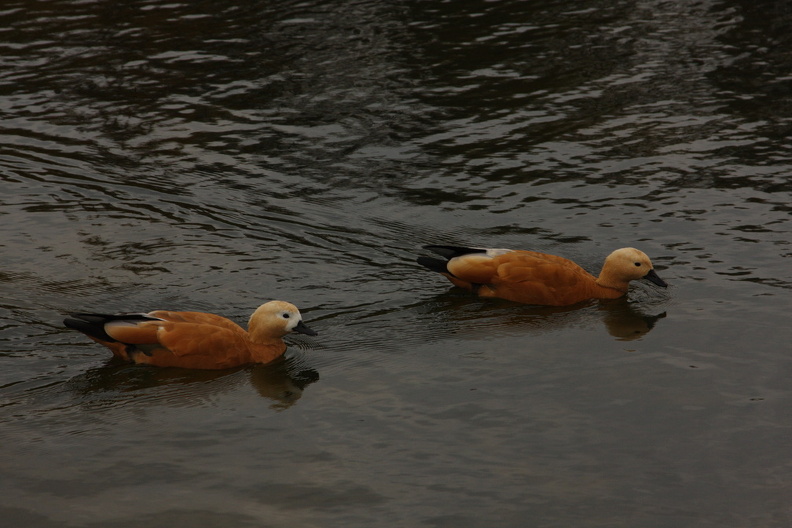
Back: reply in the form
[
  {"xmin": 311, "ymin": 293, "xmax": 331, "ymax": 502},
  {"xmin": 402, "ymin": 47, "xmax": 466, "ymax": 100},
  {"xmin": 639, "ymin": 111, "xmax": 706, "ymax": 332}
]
[{"xmin": 1, "ymin": 0, "xmax": 791, "ymax": 526}]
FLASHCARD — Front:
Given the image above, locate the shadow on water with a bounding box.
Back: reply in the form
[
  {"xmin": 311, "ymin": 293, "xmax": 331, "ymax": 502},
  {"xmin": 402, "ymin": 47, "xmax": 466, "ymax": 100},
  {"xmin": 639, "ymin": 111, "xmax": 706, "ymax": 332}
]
[
  {"xmin": 63, "ymin": 355, "xmax": 319, "ymax": 410},
  {"xmin": 416, "ymin": 288, "xmax": 668, "ymax": 342}
]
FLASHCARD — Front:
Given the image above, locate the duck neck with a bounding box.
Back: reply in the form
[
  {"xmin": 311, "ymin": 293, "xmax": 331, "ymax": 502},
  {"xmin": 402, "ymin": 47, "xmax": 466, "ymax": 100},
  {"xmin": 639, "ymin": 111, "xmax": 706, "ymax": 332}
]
[
  {"xmin": 250, "ymin": 341, "xmax": 287, "ymax": 364},
  {"xmin": 595, "ymin": 273, "xmax": 629, "ymax": 294},
  {"xmin": 247, "ymin": 324, "xmax": 284, "ymax": 346}
]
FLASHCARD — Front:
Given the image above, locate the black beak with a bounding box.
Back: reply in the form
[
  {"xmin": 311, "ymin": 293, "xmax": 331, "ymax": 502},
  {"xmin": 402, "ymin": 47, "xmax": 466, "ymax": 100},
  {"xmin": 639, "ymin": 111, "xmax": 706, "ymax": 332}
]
[
  {"xmin": 643, "ymin": 269, "xmax": 668, "ymax": 288},
  {"xmin": 293, "ymin": 320, "xmax": 318, "ymax": 336}
]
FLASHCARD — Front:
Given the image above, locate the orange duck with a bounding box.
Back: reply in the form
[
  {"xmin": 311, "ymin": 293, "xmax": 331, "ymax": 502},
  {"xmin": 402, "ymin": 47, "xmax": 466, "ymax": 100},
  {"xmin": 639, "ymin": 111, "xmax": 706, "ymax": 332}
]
[
  {"xmin": 417, "ymin": 245, "xmax": 667, "ymax": 306},
  {"xmin": 64, "ymin": 301, "xmax": 317, "ymax": 369}
]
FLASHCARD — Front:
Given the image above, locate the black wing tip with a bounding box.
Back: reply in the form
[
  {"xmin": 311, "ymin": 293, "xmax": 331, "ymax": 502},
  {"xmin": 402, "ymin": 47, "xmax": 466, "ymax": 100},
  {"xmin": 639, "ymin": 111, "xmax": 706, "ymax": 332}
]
[
  {"xmin": 417, "ymin": 256, "xmax": 450, "ymax": 273},
  {"xmin": 63, "ymin": 312, "xmax": 158, "ymax": 342},
  {"xmin": 422, "ymin": 245, "xmax": 486, "ymax": 259},
  {"xmin": 419, "ymin": 245, "xmax": 486, "ymax": 272},
  {"xmin": 63, "ymin": 315, "xmax": 116, "ymax": 342},
  {"xmin": 66, "ymin": 312, "xmax": 156, "ymax": 320}
]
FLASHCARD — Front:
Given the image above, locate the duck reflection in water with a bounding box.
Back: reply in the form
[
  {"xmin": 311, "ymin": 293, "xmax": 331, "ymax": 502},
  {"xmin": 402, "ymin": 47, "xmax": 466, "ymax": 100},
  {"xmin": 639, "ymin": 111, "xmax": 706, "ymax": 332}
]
[
  {"xmin": 65, "ymin": 356, "xmax": 320, "ymax": 410},
  {"xmin": 597, "ymin": 299, "xmax": 666, "ymax": 341},
  {"xmin": 419, "ymin": 292, "xmax": 667, "ymax": 341}
]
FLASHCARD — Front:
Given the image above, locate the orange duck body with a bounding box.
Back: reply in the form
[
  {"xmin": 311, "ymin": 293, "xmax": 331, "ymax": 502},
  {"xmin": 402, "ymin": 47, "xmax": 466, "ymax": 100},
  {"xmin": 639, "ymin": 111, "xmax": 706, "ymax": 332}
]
[
  {"xmin": 418, "ymin": 245, "xmax": 667, "ymax": 306},
  {"xmin": 64, "ymin": 301, "xmax": 317, "ymax": 370}
]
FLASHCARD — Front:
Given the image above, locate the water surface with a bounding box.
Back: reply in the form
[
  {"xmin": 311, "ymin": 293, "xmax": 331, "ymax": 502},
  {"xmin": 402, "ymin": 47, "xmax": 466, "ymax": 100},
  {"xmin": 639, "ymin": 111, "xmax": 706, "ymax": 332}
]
[{"xmin": 1, "ymin": 1, "xmax": 791, "ymax": 527}]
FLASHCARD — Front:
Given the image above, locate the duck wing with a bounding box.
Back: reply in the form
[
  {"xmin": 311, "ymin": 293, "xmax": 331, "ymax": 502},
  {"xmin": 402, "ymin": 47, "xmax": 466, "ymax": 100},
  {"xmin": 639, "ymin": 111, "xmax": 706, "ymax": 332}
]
[{"xmin": 460, "ymin": 251, "xmax": 598, "ymax": 305}]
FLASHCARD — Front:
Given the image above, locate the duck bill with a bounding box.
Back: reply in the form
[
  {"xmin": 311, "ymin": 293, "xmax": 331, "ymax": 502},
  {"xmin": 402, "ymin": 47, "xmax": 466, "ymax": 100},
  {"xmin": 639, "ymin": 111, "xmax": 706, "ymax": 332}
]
[
  {"xmin": 293, "ymin": 320, "xmax": 318, "ymax": 336},
  {"xmin": 643, "ymin": 269, "xmax": 668, "ymax": 288}
]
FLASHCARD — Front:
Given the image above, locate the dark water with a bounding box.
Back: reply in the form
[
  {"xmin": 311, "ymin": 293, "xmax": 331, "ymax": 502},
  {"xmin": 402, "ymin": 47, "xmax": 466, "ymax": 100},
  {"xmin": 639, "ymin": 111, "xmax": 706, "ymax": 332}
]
[{"xmin": 2, "ymin": 0, "xmax": 791, "ymax": 526}]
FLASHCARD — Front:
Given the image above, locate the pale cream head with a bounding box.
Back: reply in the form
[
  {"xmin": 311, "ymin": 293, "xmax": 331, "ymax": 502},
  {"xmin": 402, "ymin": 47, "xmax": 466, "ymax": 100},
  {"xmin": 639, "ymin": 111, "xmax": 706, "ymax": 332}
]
[
  {"xmin": 597, "ymin": 247, "xmax": 662, "ymax": 291},
  {"xmin": 248, "ymin": 301, "xmax": 305, "ymax": 341}
]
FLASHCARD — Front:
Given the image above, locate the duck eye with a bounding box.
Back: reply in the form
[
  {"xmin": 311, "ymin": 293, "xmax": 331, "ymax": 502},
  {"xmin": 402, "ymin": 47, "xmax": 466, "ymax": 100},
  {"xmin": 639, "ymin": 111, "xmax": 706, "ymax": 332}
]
[
  {"xmin": 282, "ymin": 313, "xmax": 291, "ymax": 319},
  {"xmin": 634, "ymin": 262, "xmax": 642, "ymax": 267}
]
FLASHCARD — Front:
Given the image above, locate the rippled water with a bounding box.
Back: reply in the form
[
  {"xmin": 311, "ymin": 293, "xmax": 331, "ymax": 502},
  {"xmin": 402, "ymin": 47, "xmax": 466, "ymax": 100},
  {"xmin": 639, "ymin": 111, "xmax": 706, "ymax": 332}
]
[{"xmin": 2, "ymin": 0, "xmax": 791, "ymax": 526}]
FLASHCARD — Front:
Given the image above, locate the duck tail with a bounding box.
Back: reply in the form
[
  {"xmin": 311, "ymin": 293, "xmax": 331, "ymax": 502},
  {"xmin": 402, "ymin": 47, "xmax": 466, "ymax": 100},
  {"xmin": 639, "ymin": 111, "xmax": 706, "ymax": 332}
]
[
  {"xmin": 416, "ymin": 256, "xmax": 450, "ymax": 273},
  {"xmin": 422, "ymin": 245, "xmax": 486, "ymax": 260},
  {"xmin": 63, "ymin": 313, "xmax": 157, "ymax": 342},
  {"xmin": 417, "ymin": 245, "xmax": 488, "ymax": 274}
]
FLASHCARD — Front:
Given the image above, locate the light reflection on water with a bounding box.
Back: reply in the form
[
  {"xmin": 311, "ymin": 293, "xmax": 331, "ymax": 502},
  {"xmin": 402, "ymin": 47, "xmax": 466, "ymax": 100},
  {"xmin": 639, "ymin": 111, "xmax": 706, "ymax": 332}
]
[{"xmin": 1, "ymin": 0, "xmax": 791, "ymax": 526}]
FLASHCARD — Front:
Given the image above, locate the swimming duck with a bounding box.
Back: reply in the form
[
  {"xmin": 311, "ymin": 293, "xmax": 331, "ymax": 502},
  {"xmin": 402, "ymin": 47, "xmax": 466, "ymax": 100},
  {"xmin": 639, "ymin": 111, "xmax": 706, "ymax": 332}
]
[
  {"xmin": 417, "ymin": 245, "xmax": 667, "ymax": 306},
  {"xmin": 64, "ymin": 301, "xmax": 317, "ymax": 369}
]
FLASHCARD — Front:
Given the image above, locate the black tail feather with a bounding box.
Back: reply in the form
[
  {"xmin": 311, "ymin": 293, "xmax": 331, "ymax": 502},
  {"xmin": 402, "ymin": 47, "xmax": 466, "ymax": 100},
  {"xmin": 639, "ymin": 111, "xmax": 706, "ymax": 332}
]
[
  {"xmin": 63, "ymin": 315, "xmax": 116, "ymax": 342},
  {"xmin": 422, "ymin": 245, "xmax": 486, "ymax": 260},
  {"xmin": 418, "ymin": 245, "xmax": 487, "ymax": 274},
  {"xmin": 63, "ymin": 313, "xmax": 158, "ymax": 343},
  {"xmin": 416, "ymin": 256, "xmax": 450, "ymax": 274}
]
